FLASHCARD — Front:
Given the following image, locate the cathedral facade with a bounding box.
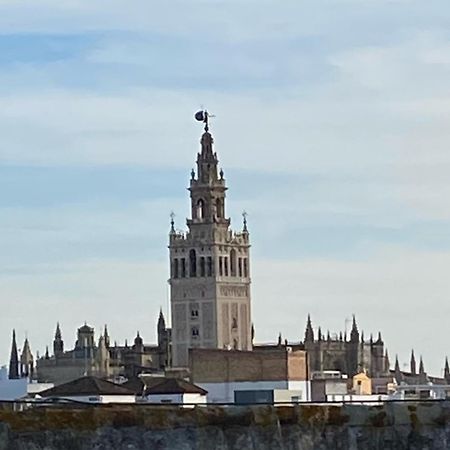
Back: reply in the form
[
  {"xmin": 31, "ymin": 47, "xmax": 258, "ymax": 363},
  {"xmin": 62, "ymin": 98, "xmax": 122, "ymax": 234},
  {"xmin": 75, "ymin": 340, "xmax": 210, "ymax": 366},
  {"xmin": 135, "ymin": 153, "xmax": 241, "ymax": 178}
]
[
  {"xmin": 169, "ymin": 118, "xmax": 252, "ymax": 367},
  {"xmin": 303, "ymin": 315, "xmax": 390, "ymax": 378}
]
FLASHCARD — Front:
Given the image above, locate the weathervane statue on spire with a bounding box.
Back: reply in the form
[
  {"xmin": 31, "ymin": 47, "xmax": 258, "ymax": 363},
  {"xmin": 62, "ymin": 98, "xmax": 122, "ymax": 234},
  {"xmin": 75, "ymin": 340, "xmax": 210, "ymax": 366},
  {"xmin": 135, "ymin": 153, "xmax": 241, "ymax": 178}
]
[{"xmin": 195, "ymin": 109, "xmax": 215, "ymax": 132}]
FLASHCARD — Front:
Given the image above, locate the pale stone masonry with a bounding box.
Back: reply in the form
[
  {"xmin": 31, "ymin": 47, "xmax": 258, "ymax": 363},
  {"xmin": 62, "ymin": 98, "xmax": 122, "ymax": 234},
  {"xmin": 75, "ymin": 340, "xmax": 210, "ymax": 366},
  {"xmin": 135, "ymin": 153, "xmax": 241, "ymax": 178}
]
[{"xmin": 169, "ymin": 126, "xmax": 252, "ymax": 367}]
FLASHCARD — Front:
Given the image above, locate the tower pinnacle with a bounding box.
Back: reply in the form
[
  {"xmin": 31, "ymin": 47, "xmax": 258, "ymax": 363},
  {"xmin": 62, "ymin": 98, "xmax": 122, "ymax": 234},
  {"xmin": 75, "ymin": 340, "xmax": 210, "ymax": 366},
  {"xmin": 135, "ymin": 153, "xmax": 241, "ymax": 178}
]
[{"xmin": 8, "ymin": 329, "xmax": 19, "ymax": 379}]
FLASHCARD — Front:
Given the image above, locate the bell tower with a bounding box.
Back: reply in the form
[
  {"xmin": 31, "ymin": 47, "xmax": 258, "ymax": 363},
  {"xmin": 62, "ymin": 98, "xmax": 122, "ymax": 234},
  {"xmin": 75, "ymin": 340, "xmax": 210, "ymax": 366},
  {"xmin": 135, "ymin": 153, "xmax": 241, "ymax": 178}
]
[{"xmin": 169, "ymin": 112, "xmax": 252, "ymax": 367}]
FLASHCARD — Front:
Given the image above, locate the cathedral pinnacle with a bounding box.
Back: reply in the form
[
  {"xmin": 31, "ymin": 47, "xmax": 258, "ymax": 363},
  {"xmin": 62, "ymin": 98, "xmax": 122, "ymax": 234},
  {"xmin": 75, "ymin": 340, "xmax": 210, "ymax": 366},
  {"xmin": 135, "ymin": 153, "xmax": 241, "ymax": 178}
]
[
  {"xmin": 242, "ymin": 211, "xmax": 248, "ymax": 232},
  {"xmin": 410, "ymin": 349, "xmax": 417, "ymax": 375},
  {"xmin": 350, "ymin": 315, "xmax": 359, "ymax": 343},
  {"xmin": 8, "ymin": 329, "xmax": 19, "ymax": 380},
  {"xmin": 304, "ymin": 314, "xmax": 314, "ymax": 343},
  {"xmin": 444, "ymin": 357, "xmax": 450, "ymax": 380},
  {"xmin": 170, "ymin": 211, "xmax": 175, "ymax": 234}
]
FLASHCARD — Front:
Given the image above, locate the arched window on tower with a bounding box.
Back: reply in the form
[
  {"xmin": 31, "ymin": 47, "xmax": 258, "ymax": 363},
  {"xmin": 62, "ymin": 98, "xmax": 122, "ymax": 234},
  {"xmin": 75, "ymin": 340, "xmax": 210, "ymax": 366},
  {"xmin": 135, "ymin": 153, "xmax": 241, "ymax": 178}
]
[
  {"xmin": 189, "ymin": 249, "xmax": 197, "ymax": 277},
  {"xmin": 230, "ymin": 249, "xmax": 237, "ymax": 276},
  {"xmin": 216, "ymin": 198, "xmax": 223, "ymax": 218},
  {"xmin": 200, "ymin": 257, "xmax": 206, "ymax": 277},
  {"xmin": 197, "ymin": 199, "xmax": 205, "ymax": 220}
]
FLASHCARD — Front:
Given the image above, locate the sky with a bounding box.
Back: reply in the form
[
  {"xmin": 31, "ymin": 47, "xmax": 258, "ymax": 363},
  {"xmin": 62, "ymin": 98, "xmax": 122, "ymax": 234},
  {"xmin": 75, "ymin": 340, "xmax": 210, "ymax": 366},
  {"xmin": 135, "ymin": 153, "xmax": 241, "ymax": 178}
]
[{"xmin": 0, "ymin": 0, "xmax": 449, "ymax": 376}]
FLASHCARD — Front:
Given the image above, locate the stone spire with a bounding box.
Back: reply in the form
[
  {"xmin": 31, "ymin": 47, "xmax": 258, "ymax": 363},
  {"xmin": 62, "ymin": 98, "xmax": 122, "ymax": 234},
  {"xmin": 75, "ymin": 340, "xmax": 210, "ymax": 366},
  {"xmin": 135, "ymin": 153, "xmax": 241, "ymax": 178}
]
[
  {"xmin": 394, "ymin": 354, "xmax": 402, "ymax": 383},
  {"xmin": 350, "ymin": 315, "xmax": 359, "ymax": 343},
  {"xmin": 419, "ymin": 356, "xmax": 424, "ymax": 374},
  {"xmin": 104, "ymin": 325, "xmax": 110, "ymax": 348},
  {"xmin": 410, "ymin": 349, "xmax": 417, "ymax": 375},
  {"xmin": 317, "ymin": 327, "xmax": 323, "ymax": 342},
  {"xmin": 8, "ymin": 330, "xmax": 19, "ymax": 380},
  {"xmin": 384, "ymin": 349, "xmax": 390, "ymax": 373},
  {"xmin": 20, "ymin": 338, "xmax": 34, "ymax": 378},
  {"xmin": 169, "ymin": 211, "xmax": 176, "ymax": 234},
  {"xmin": 375, "ymin": 331, "xmax": 383, "ymax": 344},
  {"xmin": 158, "ymin": 308, "xmax": 166, "ymax": 333},
  {"xmin": 304, "ymin": 314, "xmax": 314, "ymax": 343},
  {"xmin": 96, "ymin": 334, "xmax": 110, "ymax": 378},
  {"xmin": 444, "ymin": 357, "xmax": 450, "ymax": 381},
  {"xmin": 53, "ymin": 322, "xmax": 64, "ymax": 356},
  {"xmin": 418, "ymin": 356, "xmax": 428, "ymax": 384}
]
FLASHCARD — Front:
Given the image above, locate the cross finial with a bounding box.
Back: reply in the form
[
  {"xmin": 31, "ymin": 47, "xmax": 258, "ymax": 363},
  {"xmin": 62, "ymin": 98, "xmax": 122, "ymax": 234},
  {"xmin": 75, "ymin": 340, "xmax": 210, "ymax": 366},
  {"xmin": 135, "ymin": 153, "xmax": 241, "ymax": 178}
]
[{"xmin": 242, "ymin": 211, "xmax": 248, "ymax": 232}]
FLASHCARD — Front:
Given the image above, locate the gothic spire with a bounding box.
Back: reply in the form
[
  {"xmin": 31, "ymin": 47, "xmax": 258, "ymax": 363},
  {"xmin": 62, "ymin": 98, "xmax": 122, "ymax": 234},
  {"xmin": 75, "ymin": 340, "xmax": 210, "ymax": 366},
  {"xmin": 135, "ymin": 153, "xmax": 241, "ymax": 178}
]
[
  {"xmin": 169, "ymin": 211, "xmax": 175, "ymax": 234},
  {"xmin": 158, "ymin": 308, "xmax": 166, "ymax": 332},
  {"xmin": 318, "ymin": 327, "xmax": 323, "ymax": 342},
  {"xmin": 394, "ymin": 354, "xmax": 402, "ymax": 383},
  {"xmin": 8, "ymin": 330, "xmax": 19, "ymax": 380},
  {"xmin": 277, "ymin": 332, "xmax": 282, "ymax": 346},
  {"xmin": 20, "ymin": 338, "xmax": 34, "ymax": 379},
  {"xmin": 55, "ymin": 322, "xmax": 61, "ymax": 340},
  {"xmin": 53, "ymin": 322, "xmax": 64, "ymax": 356},
  {"xmin": 350, "ymin": 315, "xmax": 359, "ymax": 343},
  {"xmin": 419, "ymin": 356, "xmax": 425, "ymax": 375},
  {"xmin": 444, "ymin": 357, "xmax": 450, "ymax": 381},
  {"xmin": 304, "ymin": 314, "xmax": 314, "ymax": 343},
  {"xmin": 384, "ymin": 349, "xmax": 390, "ymax": 373},
  {"xmin": 104, "ymin": 325, "xmax": 110, "ymax": 348},
  {"xmin": 410, "ymin": 349, "xmax": 417, "ymax": 375}
]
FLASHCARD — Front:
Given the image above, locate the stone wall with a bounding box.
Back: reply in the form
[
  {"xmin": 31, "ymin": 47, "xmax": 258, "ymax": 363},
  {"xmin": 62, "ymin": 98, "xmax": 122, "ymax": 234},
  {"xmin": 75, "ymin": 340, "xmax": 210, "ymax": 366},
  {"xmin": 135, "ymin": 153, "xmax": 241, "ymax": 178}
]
[
  {"xmin": 0, "ymin": 401, "xmax": 449, "ymax": 449},
  {"xmin": 190, "ymin": 348, "xmax": 307, "ymax": 383}
]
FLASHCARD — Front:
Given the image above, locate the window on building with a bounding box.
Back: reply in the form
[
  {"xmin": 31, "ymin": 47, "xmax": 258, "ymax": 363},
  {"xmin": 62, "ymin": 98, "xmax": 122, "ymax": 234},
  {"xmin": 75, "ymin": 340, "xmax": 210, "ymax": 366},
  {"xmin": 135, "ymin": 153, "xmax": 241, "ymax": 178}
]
[
  {"xmin": 191, "ymin": 308, "xmax": 199, "ymax": 318},
  {"xmin": 230, "ymin": 249, "xmax": 237, "ymax": 276},
  {"xmin": 224, "ymin": 257, "xmax": 229, "ymax": 276},
  {"xmin": 200, "ymin": 257, "xmax": 206, "ymax": 277},
  {"xmin": 197, "ymin": 199, "xmax": 205, "ymax": 219},
  {"xmin": 219, "ymin": 256, "xmax": 223, "ymax": 276},
  {"xmin": 243, "ymin": 258, "xmax": 248, "ymax": 277},
  {"xmin": 181, "ymin": 258, "xmax": 186, "ymax": 277},
  {"xmin": 216, "ymin": 198, "xmax": 223, "ymax": 218},
  {"xmin": 173, "ymin": 259, "xmax": 179, "ymax": 279},
  {"xmin": 191, "ymin": 327, "xmax": 199, "ymax": 337},
  {"xmin": 207, "ymin": 256, "xmax": 213, "ymax": 276},
  {"xmin": 189, "ymin": 249, "xmax": 197, "ymax": 277},
  {"xmin": 238, "ymin": 258, "xmax": 243, "ymax": 277}
]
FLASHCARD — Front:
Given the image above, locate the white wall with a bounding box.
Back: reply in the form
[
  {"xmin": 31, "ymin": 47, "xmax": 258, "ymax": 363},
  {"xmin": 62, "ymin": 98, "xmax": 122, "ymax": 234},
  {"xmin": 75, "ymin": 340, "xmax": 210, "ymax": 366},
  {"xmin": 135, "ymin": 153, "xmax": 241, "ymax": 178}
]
[
  {"xmin": 287, "ymin": 381, "xmax": 311, "ymax": 401},
  {"xmin": 39, "ymin": 394, "xmax": 135, "ymax": 404},
  {"xmin": 198, "ymin": 380, "xmax": 311, "ymax": 404},
  {"xmin": 145, "ymin": 393, "xmax": 207, "ymax": 406},
  {"xmin": 198, "ymin": 381, "xmax": 283, "ymax": 403}
]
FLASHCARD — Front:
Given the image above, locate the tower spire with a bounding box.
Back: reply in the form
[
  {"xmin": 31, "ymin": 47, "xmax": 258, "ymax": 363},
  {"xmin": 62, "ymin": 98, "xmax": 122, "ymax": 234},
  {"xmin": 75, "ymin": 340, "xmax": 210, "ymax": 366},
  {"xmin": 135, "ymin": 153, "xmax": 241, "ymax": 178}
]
[
  {"xmin": 169, "ymin": 211, "xmax": 175, "ymax": 234},
  {"xmin": 350, "ymin": 315, "xmax": 359, "ymax": 343},
  {"xmin": 384, "ymin": 349, "xmax": 390, "ymax": 373},
  {"xmin": 444, "ymin": 357, "xmax": 450, "ymax": 381},
  {"xmin": 8, "ymin": 330, "xmax": 19, "ymax": 379},
  {"xmin": 410, "ymin": 349, "xmax": 416, "ymax": 375},
  {"xmin": 53, "ymin": 322, "xmax": 64, "ymax": 356},
  {"xmin": 304, "ymin": 314, "xmax": 314, "ymax": 343},
  {"xmin": 394, "ymin": 354, "xmax": 402, "ymax": 383}
]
